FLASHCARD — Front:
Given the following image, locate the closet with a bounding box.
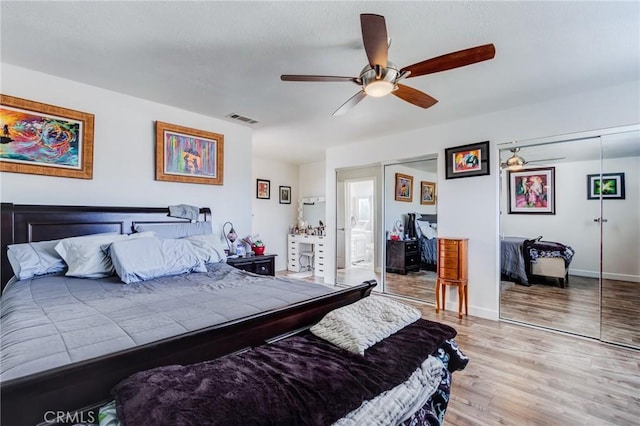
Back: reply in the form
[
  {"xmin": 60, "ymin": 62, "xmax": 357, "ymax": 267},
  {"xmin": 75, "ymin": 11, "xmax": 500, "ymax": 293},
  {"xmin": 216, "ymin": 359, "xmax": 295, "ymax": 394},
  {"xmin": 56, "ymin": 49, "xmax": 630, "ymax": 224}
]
[{"xmin": 499, "ymin": 125, "xmax": 639, "ymax": 349}]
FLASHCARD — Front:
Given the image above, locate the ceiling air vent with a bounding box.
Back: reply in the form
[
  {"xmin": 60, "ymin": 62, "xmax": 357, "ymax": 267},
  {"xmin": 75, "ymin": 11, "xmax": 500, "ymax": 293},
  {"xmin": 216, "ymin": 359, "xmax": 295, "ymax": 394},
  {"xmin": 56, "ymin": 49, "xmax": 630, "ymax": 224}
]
[{"xmin": 225, "ymin": 113, "xmax": 259, "ymax": 125}]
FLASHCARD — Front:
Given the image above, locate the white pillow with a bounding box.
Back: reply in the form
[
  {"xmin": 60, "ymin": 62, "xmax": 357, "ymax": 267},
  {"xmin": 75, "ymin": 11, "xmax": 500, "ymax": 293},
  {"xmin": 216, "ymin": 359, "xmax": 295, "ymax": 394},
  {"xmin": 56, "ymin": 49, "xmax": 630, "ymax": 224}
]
[
  {"xmin": 418, "ymin": 221, "xmax": 437, "ymax": 240},
  {"xmin": 54, "ymin": 232, "xmax": 155, "ymax": 278},
  {"xmin": 310, "ymin": 296, "xmax": 421, "ymax": 355},
  {"xmin": 7, "ymin": 239, "xmax": 66, "ymax": 280},
  {"xmin": 109, "ymin": 237, "xmax": 207, "ymax": 284},
  {"xmin": 184, "ymin": 234, "xmax": 227, "ymax": 264}
]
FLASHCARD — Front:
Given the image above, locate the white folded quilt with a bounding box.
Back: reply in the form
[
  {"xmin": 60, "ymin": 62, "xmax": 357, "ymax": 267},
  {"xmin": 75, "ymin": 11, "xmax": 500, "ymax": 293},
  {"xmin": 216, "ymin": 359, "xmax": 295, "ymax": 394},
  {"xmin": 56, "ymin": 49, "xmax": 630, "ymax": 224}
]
[{"xmin": 310, "ymin": 295, "xmax": 422, "ymax": 355}]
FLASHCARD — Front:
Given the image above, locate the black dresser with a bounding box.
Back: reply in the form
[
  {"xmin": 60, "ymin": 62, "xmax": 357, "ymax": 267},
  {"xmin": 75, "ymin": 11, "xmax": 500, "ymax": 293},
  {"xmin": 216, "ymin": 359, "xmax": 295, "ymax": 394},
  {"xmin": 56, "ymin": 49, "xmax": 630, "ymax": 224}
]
[{"xmin": 386, "ymin": 239, "xmax": 420, "ymax": 274}]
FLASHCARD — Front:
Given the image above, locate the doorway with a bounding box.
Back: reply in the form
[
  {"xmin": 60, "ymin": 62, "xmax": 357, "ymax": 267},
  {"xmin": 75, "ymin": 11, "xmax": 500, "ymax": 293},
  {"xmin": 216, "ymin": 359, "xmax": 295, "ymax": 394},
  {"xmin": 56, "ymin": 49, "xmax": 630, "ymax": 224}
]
[{"xmin": 336, "ymin": 167, "xmax": 381, "ymax": 287}]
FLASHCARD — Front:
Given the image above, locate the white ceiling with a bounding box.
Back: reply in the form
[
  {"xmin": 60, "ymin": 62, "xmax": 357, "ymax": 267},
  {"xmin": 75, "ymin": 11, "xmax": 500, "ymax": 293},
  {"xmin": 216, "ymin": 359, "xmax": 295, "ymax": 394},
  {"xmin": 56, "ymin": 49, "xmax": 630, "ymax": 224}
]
[{"xmin": 1, "ymin": 1, "xmax": 638, "ymax": 165}]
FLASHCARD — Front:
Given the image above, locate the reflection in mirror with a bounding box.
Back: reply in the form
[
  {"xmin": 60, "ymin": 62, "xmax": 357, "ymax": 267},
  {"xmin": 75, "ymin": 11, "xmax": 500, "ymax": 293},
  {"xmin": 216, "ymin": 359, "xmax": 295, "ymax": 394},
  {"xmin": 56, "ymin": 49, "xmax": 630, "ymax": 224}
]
[
  {"xmin": 384, "ymin": 157, "xmax": 437, "ymax": 303},
  {"xmin": 335, "ymin": 166, "xmax": 381, "ymax": 288},
  {"xmin": 300, "ymin": 197, "xmax": 326, "ymax": 231},
  {"xmin": 499, "ymin": 127, "xmax": 639, "ymax": 349}
]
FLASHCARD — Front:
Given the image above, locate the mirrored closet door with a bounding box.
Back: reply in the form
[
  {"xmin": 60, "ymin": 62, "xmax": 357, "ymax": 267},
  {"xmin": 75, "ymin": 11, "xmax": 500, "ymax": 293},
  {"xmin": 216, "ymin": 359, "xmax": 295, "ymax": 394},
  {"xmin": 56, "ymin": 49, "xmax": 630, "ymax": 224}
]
[
  {"xmin": 499, "ymin": 127, "xmax": 639, "ymax": 349},
  {"xmin": 383, "ymin": 157, "xmax": 438, "ymax": 303}
]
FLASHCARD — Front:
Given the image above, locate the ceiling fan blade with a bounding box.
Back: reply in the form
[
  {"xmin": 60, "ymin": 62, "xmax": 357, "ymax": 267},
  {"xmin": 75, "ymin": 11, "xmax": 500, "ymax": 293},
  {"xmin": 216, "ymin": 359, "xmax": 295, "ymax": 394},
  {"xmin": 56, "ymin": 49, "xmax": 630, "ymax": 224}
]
[
  {"xmin": 392, "ymin": 84, "xmax": 438, "ymax": 109},
  {"xmin": 526, "ymin": 157, "xmax": 566, "ymax": 163},
  {"xmin": 332, "ymin": 90, "xmax": 367, "ymax": 116},
  {"xmin": 281, "ymin": 75, "xmax": 359, "ymax": 83},
  {"xmin": 402, "ymin": 44, "xmax": 496, "ymax": 78},
  {"xmin": 360, "ymin": 14, "xmax": 388, "ymax": 69}
]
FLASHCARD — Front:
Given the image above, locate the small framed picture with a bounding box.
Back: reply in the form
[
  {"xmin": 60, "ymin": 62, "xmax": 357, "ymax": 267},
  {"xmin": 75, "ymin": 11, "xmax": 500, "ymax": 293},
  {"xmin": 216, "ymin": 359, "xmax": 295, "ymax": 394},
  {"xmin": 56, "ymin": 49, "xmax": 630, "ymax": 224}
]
[
  {"xmin": 256, "ymin": 179, "xmax": 270, "ymax": 199},
  {"xmin": 395, "ymin": 173, "xmax": 413, "ymax": 202},
  {"xmin": 420, "ymin": 181, "xmax": 436, "ymax": 205},
  {"xmin": 279, "ymin": 186, "xmax": 291, "ymax": 204},
  {"xmin": 508, "ymin": 167, "xmax": 555, "ymax": 214},
  {"xmin": 444, "ymin": 141, "xmax": 490, "ymax": 179},
  {"xmin": 587, "ymin": 173, "xmax": 625, "ymax": 200}
]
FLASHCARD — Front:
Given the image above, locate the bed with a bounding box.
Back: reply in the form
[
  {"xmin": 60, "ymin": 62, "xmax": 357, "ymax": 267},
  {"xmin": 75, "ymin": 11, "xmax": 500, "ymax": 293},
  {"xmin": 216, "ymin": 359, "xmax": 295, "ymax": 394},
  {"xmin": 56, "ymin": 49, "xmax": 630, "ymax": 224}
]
[
  {"xmin": 96, "ymin": 298, "xmax": 469, "ymax": 426},
  {"xmin": 0, "ymin": 203, "xmax": 377, "ymax": 425},
  {"xmin": 414, "ymin": 214, "xmax": 438, "ymax": 271},
  {"xmin": 500, "ymin": 236, "xmax": 575, "ymax": 287}
]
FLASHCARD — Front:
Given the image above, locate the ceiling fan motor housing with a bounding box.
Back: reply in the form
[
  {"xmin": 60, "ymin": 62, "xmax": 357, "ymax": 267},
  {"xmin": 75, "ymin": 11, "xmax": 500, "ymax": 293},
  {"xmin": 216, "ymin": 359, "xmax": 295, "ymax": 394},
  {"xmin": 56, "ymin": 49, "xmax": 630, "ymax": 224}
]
[{"xmin": 360, "ymin": 61, "xmax": 399, "ymax": 97}]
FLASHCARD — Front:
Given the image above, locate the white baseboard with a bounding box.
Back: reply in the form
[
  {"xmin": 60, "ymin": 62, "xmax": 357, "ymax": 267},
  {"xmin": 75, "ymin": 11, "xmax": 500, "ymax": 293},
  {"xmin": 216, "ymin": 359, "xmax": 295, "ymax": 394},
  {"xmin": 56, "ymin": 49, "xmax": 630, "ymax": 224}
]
[{"xmin": 570, "ymin": 269, "xmax": 640, "ymax": 283}]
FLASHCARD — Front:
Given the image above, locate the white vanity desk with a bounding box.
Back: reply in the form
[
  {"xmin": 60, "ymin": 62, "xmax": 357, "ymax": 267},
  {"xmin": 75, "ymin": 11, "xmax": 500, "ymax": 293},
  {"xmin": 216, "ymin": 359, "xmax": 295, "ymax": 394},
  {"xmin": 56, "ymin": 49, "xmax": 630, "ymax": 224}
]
[{"xmin": 287, "ymin": 234, "xmax": 326, "ymax": 277}]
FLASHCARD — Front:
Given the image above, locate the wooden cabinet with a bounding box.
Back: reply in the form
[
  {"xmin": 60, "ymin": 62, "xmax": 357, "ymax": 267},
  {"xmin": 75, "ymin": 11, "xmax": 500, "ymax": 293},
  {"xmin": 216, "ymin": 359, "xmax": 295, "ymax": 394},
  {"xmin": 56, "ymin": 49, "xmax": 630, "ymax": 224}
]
[
  {"xmin": 386, "ymin": 239, "xmax": 420, "ymax": 274},
  {"xmin": 436, "ymin": 238, "xmax": 468, "ymax": 319},
  {"xmin": 227, "ymin": 254, "xmax": 277, "ymax": 276}
]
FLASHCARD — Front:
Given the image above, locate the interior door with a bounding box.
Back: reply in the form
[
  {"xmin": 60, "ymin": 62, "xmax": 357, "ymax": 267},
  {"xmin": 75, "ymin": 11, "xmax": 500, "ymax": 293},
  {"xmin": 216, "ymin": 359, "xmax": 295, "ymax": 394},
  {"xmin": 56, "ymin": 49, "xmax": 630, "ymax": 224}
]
[{"xmin": 599, "ymin": 130, "xmax": 640, "ymax": 349}]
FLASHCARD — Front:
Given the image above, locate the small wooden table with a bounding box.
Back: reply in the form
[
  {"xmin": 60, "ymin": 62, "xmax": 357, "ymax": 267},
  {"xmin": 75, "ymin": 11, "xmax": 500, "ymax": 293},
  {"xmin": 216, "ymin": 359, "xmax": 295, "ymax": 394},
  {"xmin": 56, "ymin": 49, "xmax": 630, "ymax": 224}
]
[{"xmin": 435, "ymin": 238, "xmax": 468, "ymax": 319}]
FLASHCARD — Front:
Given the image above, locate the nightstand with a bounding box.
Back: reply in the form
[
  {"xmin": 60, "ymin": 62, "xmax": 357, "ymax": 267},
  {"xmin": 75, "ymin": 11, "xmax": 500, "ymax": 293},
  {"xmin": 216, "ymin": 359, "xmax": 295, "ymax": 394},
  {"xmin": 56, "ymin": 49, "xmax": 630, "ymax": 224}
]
[
  {"xmin": 226, "ymin": 254, "xmax": 277, "ymax": 276},
  {"xmin": 386, "ymin": 239, "xmax": 420, "ymax": 274}
]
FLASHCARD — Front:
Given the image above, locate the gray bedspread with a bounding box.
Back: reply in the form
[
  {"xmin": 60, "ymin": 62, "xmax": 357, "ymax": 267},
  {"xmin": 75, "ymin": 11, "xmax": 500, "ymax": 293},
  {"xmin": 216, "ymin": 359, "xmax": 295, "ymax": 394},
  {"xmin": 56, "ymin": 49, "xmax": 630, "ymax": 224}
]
[
  {"xmin": 500, "ymin": 236, "xmax": 528, "ymax": 285},
  {"xmin": 0, "ymin": 263, "xmax": 335, "ymax": 381}
]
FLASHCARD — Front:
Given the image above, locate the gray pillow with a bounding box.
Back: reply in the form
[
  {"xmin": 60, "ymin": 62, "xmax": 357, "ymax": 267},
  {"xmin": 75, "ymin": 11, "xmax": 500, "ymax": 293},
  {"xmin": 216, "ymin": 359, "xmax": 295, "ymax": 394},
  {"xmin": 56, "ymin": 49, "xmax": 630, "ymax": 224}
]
[
  {"xmin": 109, "ymin": 237, "xmax": 207, "ymax": 284},
  {"xmin": 133, "ymin": 222, "xmax": 212, "ymax": 239},
  {"xmin": 7, "ymin": 239, "xmax": 66, "ymax": 280}
]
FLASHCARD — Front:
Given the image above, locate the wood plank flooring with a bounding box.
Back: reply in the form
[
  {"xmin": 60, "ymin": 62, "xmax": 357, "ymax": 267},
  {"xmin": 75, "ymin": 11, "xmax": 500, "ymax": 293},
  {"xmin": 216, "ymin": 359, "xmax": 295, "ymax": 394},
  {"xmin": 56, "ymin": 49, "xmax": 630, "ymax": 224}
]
[
  {"xmin": 501, "ymin": 275, "xmax": 640, "ymax": 348},
  {"xmin": 277, "ymin": 270, "xmax": 640, "ymax": 425},
  {"xmin": 399, "ymin": 299, "xmax": 640, "ymax": 426}
]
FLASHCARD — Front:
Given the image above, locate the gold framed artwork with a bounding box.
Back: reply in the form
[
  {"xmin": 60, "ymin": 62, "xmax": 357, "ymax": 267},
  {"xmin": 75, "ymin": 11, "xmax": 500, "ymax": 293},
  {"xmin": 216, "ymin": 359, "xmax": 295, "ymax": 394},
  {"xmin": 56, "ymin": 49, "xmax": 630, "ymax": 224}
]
[
  {"xmin": 395, "ymin": 173, "xmax": 413, "ymax": 202},
  {"xmin": 420, "ymin": 181, "xmax": 436, "ymax": 205},
  {"xmin": 0, "ymin": 94, "xmax": 95, "ymax": 179},
  {"xmin": 155, "ymin": 121, "xmax": 224, "ymax": 185}
]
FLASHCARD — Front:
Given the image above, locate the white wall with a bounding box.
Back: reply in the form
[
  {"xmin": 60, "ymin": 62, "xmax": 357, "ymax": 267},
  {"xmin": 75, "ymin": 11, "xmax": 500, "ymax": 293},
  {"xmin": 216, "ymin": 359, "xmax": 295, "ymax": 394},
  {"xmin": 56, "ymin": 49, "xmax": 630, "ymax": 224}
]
[
  {"xmin": 299, "ymin": 160, "xmax": 326, "ymax": 198},
  {"xmin": 325, "ymin": 80, "xmax": 640, "ymax": 320},
  {"xmin": 251, "ymin": 157, "xmax": 299, "ymax": 271},
  {"xmin": 1, "ymin": 64, "xmax": 253, "ymax": 237},
  {"xmin": 501, "ymin": 156, "xmax": 640, "ymax": 281}
]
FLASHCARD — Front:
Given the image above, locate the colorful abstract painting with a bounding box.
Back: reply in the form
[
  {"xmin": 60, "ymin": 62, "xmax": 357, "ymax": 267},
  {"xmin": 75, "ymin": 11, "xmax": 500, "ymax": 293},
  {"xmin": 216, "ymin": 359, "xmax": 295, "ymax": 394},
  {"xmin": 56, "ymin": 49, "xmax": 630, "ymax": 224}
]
[
  {"xmin": 452, "ymin": 149, "xmax": 481, "ymax": 173},
  {"xmin": 444, "ymin": 141, "xmax": 490, "ymax": 179},
  {"xmin": 163, "ymin": 130, "xmax": 218, "ymax": 178},
  {"xmin": 587, "ymin": 173, "xmax": 625, "ymax": 200},
  {"xmin": 395, "ymin": 173, "xmax": 413, "ymax": 202},
  {"xmin": 508, "ymin": 167, "xmax": 555, "ymax": 214},
  {"xmin": 1, "ymin": 106, "xmax": 82, "ymax": 169},
  {"xmin": 155, "ymin": 121, "xmax": 224, "ymax": 185}
]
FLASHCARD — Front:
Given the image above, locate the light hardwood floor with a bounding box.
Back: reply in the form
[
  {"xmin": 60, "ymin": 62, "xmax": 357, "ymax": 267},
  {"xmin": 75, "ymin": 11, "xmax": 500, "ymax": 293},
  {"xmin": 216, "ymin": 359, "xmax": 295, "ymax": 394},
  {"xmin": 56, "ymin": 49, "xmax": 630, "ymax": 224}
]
[{"xmin": 277, "ymin": 271, "xmax": 640, "ymax": 425}]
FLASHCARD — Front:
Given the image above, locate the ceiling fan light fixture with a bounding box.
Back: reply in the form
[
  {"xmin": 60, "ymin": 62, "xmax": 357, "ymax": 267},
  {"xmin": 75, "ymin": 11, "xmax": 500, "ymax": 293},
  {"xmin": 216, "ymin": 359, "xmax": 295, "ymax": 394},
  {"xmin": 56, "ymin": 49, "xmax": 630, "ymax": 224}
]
[{"xmin": 364, "ymin": 80, "xmax": 394, "ymax": 97}]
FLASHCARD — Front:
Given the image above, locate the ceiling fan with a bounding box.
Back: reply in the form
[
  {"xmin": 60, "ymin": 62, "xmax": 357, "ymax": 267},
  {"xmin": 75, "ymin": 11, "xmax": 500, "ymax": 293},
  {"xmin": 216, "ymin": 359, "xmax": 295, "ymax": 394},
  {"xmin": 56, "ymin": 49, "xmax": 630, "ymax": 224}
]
[
  {"xmin": 281, "ymin": 13, "xmax": 496, "ymax": 116},
  {"xmin": 500, "ymin": 148, "xmax": 565, "ymax": 169}
]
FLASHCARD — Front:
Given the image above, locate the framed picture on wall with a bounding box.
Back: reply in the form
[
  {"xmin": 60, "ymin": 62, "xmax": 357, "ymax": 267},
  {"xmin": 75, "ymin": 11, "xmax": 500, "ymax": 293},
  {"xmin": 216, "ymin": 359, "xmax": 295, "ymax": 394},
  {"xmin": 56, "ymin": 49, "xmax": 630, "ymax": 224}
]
[
  {"xmin": 279, "ymin": 186, "xmax": 291, "ymax": 204},
  {"xmin": 508, "ymin": 167, "xmax": 555, "ymax": 214},
  {"xmin": 420, "ymin": 181, "xmax": 436, "ymax": 205},
  {"xmin": 444, "ymin": 141, "xmax": 490, "ymax": 179},
  {"xmin": 0, "ymin": 94, "xmax": 95, "ymax": 179},
  {"xmin": 395, "ymin": 173, "xmax": 413, "ymax": 202},
  {"xmin": 155, "ymin": 121, "xmax": 224, "ymax": 185},
  {"xmin": 257, "ymin": 178, "xmax": 270, "ymax": 199},
  {"xmin": 587, "ymin": 172, "xmax": 625, "ymax": 200}
]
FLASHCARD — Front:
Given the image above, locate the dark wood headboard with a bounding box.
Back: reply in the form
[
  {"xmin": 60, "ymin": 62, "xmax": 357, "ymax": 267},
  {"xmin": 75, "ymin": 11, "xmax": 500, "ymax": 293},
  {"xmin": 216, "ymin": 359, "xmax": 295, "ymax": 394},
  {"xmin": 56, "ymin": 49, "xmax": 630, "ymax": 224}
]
[{"xmin": 0, "ymin": 203, "xmax": 211, "ymax": 289}]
